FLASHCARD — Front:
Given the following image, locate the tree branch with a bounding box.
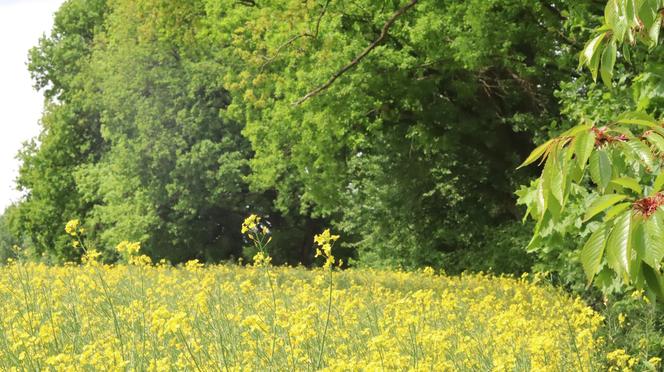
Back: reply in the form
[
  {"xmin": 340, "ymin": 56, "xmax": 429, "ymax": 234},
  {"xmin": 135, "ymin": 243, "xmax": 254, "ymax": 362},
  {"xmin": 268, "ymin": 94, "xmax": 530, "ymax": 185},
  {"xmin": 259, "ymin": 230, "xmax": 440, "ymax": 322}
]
[
  {"xmin": 293, "ymin": 0, "xmax": 420, "ymax": 106},
  {"xmin": 312, "ymin": 0, "xmax": 332, "ymax": 39},
  {"xmin": 259, "ymin": 0, "xmax": 331, "ymax": 71},
  {"xmin": 260, "ymin": 34, "xmax": 310, "ymax": 71}
]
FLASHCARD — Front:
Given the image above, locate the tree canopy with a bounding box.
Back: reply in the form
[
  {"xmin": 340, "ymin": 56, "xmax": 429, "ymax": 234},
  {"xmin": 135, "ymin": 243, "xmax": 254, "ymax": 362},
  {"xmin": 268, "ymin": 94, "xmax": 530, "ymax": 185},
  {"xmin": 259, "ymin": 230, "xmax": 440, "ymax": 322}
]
[{"xmin": 4, "ymin": 0, "xmax": 649, "ymax": 276}]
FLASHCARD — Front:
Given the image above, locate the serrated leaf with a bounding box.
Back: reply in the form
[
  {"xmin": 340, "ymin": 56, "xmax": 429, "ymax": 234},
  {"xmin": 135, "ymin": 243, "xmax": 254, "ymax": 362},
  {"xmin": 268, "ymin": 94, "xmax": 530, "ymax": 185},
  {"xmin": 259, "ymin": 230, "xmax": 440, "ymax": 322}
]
[
  {"xmin": 606, "ymin": 211, "xmax": 632, "ymax": 277},
  {"xmin": 543, "ymin": 144, "xmax": 565, "ymax": 205},
  {"xmin": 625, "ymin": 139, "xmax": 656, "ymax": 169},
  {"xmin": 642, "ymin": 263, "xmax": 664, "ymax": 300},
  {"xmin": 611, "ymin": 177, "xmax": 643, "ymax": 194},
  {"xmin": 561, "ymin": 123, "xmax": 592, "ymax": 137},
  {"xmin": 518, "ymin": 140, "xmax": 553, "ymax": 169},
  {"xmin": 601, "ymin": 39, "xmax": 617, "ymax": 86},
  {"xmin": 574, "ymin": 128, "xmax": 596, "ymax": 172},
  {"xmin": 653, "ymin": 172, "xmax": 664, "ymax": 194},
  {"xmin": 616, "ymin": 112, "xmax": 662, "ymax": 132},
  {"xmin": 580, "ymin": 223, "xmax": 609, "ymax": 283},
  {"xmin": 580, "ymin": 33, "xmax": 607, "ymax": 72},
  {"xmin": 642, "ymin": 215, "xmax": 664, "ymax": 269},
  {"xmin": 649, "ymin": 15, "xmax": 661, "ymax": 46},
  {"xmin": 606, "ymin": 0, "xmax": 628, "ymax": 42},
  {"xmin": 605, "ymin": 202, "xmax": 632, "ymax": 220},
  {"xmin": 625, "ymin": 0, "xmax": 637, "ymax": 25},
  {"xmin": 585, "ymin": 194, "xmax": 628, "ymax": 221},
  {"xmin": 633, "ymin": 217, "xmax": 648, "ymax": 261},
  {"xmin": 645, "ymin": 132, "xmax": 664, "ymax": 153},
  {"xmin": 589, "ymin": 150, "xmax": 613, "ymax": 190}
]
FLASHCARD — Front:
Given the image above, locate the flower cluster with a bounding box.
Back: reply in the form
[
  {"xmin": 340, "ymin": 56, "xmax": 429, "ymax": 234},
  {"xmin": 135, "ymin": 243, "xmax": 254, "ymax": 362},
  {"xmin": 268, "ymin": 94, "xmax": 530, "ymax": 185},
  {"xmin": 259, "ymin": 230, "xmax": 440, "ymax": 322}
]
[
  {"xmin": 251, "ymin": 251, "xmax": 272, "ymax": 268},
  {"xmin": 241, "ymin": 214, "xmax": 260, "ymax": 234},
  {"xmin": 314, "ymin": 228, "xmax": 339, "ymax": 269},
  {"xmin": 64, "ymin": 219, "xmax": 83, "ymax": 237},
  {"xmin": 633, "ymin": 192, "xmax": 664, "ymax": 218},
  {"xmin": 81, "ymin": 249, "xmax": 102, "ymax": 266},
  {"xmin": 116, "ymin": 241, "xmax": 141, "ymax": 256},
  {"xmin": 241, "ymin": 214, "xmax": 272, "ymax": 266}
]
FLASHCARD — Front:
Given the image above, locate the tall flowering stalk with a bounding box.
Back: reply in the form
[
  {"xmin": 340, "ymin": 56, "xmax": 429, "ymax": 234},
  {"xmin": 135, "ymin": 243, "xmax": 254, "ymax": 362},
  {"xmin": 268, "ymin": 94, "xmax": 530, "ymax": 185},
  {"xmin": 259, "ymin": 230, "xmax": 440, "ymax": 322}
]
[
  {"xmin": 241, "ymin": 214, "xmax": 278, "ymax": 367},
  {"xmin": 313, "ymin": 228, "xmax": 339, "ymax": 368},
  {"xmin": 65, "ymin": 219, "xmax": 101, "ymax": 265}
]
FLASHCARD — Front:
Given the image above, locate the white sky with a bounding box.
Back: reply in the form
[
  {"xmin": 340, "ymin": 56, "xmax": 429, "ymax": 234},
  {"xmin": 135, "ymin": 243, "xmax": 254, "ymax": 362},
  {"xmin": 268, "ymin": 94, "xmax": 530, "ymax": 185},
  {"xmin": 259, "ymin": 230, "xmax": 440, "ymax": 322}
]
[{"xmin": 0, "ymin": 0, "xmax": 64, "ymax": 211}]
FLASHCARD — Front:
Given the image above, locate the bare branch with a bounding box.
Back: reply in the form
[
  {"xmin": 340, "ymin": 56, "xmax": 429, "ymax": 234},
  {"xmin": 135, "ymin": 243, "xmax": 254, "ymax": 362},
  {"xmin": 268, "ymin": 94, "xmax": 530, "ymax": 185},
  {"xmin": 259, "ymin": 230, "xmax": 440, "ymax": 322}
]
[
  {"xmin": 237, "ymin": 0, "xmax": 257, "ymax": 7},
  {"xmin": 312, "ymin": 0, "xmax": 332, "ymax": 38},
  {"xmin": 293, "ymin": 0, "xmax": 420, "ymax": 106},
  {"xmin": 260, "ymin": 0, "xmax": 331, "ymax": 71},
  {"xmin": 260, "ymin": 34, "xmax": 311, "ymax": 70}
]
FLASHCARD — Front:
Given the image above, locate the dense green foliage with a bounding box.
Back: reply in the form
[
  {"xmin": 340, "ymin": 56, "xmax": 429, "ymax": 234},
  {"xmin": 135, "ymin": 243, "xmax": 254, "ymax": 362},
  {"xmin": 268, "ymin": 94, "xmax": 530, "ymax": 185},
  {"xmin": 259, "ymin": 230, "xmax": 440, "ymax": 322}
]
[
  {"xmin": 206, "ymin": 0, "xmax": 592, "ymax": 268},
  {"xmin": 2, "ymin": 0, "xmax": 659, "ymax": 294},
  {"xmin": 11, "ymin": 0, "xmax": 321, "ymax": 264},
  {"xmin": 515, "ymin": 1, "xmax": 664, "ymax": 364},
  {"xmin": 0, "ymin": 208, "xmax": 18, "ymax": 262},
  {"xmin": 1, "ymin": 0, "xmax": 663, "ymax": 365},
  {"xmin": 5, "ymin": 0, "xmax": 609, "ymax": 269},
  {"xmin": 519, "ymin": 0, "xmax": 664, "ymax": 299},
  {"xmin": 12, "ymin": 0, "xmax": 108, "ymax": 261}
]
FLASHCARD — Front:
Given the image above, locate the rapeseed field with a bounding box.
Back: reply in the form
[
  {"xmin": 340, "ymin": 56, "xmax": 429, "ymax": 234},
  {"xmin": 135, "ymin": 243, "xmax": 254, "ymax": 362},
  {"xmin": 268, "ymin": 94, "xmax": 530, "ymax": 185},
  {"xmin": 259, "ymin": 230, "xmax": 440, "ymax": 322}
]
[
  {"xmin": 0, "ymin": 218, "xmax": 606, "ymax": 370},
  {"xmin": 0, "ymin": 259, "xmax": 603, "ymax": 370}
]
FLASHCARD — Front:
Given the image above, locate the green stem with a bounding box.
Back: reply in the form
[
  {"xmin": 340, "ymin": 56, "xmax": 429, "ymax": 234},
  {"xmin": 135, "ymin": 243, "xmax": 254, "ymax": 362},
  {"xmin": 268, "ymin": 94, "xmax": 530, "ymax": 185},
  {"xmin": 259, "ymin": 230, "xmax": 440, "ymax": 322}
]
[{"xmin": 316, "ymin": 268, "xmax": 333, "ymax": 369}]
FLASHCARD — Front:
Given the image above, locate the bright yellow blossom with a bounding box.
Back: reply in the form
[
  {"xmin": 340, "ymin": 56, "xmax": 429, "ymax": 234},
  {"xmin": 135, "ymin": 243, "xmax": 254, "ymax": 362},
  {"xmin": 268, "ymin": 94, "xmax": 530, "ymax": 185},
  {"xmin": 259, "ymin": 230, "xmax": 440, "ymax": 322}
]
[
  {"xmin": 241, "ymin": 214, "xmax": 260, "ymax": 234},
  {"xmin": 64, "ymin": 219, "xmax": 80, "ymax": 236},
  {"xmin": 314, "ymin": 229, "xmax": 340, "ymax": 269},
  {"xmin": 0, "ymin": 262, "xmax": 604, "ymax": 370},
  {"xmin": 116, "ymin": 240, "xmax": 141, "ymax": 256}
]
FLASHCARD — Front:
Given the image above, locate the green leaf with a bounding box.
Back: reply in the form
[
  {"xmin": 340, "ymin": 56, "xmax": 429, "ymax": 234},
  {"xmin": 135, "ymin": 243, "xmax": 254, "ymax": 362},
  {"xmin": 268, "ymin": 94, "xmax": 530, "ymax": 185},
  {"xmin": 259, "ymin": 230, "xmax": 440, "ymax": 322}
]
[
  {"xmin": 606, "ymin": 211, "xmax": 633, "ymax": 277},
  {"xmin": 649, "ymin": 14, "xmax": 661, "ymax": 46},
  {"xmin": 641, "ymin": 215, "xmax": 664, "ymax": 269},
  {"xmin": 584, "ymin": 194, "xmax": 628, "ymax": 221},
  {"xmin": 605, "ymin": 202, "xmax": 632, "ymax": 221},
  {"xmin": 616, "ymin": 112, "xmax": 662, "ymax": 131},
  {"xmin": 580, "ymin": 32, "xmax": 607, "ymax": 74},
  {"xmin": 518, "ymin": 140, "xmax": 553, "ymax": 169},
  {"xmin": 535, "ymin": 178, "xmax": 546, "ymax": 218},
  {"xmin": 560, "ymin": 123, "xmax": 592, "ymax": 137},
  {"xmin": 624, "ymin": 139, "xmax": 656, "ymax": 169},
  {"xmin": 589, "ymin": 150, "xmax": 613, "ymax": 190},
  {"xmin": 543, "ymin": 144, "xmax": 565, "ymax": 206},
  {"xmin": 580, "ymin": 223, "xmax": 609, "ymax": 283},
  {"xmin": 653, "ymin": 172, "xmax": 664, "ymax": 194},
  {"xmin": 633, "ymin": 217, "xmax": 648, "ymax": 261},
  {"xmin": 589, "ymin": 43, "xmax": 604, "ymax": 82},
  {"xmin": 645, "ymin": 132, "xmax": 664, "ymax": 153},
  {"xmin": 606, "ymin": 0, "xmax": 628, "ymax": 42},
  {"xmin": 610, "ymin": 177, "xmax": 643, "ymax": 194},
  {"xmin": 642, "ymin": 263, "xmax": 664, "ymax": 300},
  {"xmin": 574, "ymin": 128, "xmax": 596, "ymax": 172},
  {"xmin": 622, "ymin": 42, "xmax": 631, "ymax": 63},
  {"xmin": 600, "ymin": 39, "xmax": 617, "ymax": 86}
]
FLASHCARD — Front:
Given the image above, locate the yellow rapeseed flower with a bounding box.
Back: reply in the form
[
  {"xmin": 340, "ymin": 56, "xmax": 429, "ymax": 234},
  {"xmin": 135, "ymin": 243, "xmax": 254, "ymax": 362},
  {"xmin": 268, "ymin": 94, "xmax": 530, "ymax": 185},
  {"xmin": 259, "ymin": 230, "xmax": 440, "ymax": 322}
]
[
  {"xmin": 241, "ymin": 214, "xmax": 260, "ymax": 234},
  {"xmin": 0, "ymin": 262, "xmax": 604, "ymax": 370},
  {"xmin": 314, "ymin": 229, "xmax": 339, "ymax": 269},
  {"xmin": 116, "ymin": 241, "xmax": 141, "ymax": 256},
  {"xmin": 64, "ymin": 219, "xmax": 80, "ymax": 236}
]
